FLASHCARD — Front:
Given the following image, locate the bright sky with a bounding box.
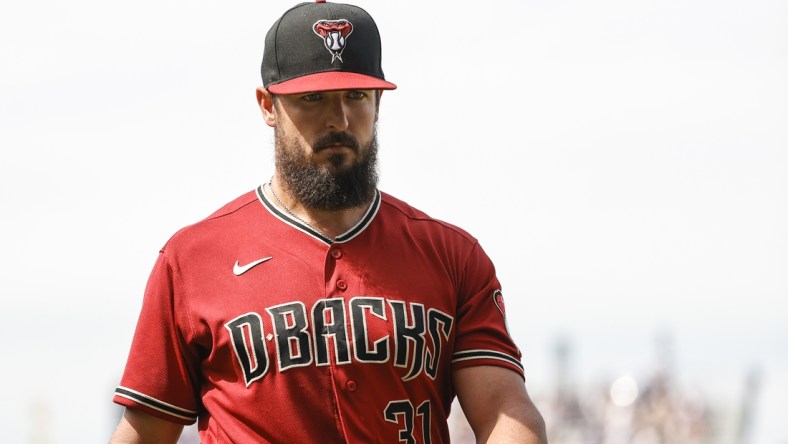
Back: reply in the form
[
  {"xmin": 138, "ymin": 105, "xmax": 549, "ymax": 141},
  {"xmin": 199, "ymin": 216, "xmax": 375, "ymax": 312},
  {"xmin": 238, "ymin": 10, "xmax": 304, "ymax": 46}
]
[{"xmin": 1, "ymin": 0, "xmax": 786, "ymax": 441}]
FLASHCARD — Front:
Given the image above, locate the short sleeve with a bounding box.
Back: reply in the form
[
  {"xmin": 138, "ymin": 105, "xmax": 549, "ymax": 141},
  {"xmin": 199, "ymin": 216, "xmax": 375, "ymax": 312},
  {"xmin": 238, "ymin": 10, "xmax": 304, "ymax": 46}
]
[
  {"xmin": 113, "ymin": 250, "xmax": 201, "ymax": 424},
  {"xmin": 452, "ymin": 241, "xmax": 524, "ymax": 379}
]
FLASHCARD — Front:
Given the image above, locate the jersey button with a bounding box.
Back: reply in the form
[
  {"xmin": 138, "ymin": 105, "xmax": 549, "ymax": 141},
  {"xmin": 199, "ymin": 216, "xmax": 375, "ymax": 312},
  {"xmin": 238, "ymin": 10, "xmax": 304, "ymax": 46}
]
[
  {"xmin": 346, "ymin": 380, "xmax": 357, "ymax": 391},
  {"xmin": 336, "ymin": 280, "xmax": 348, "ymax": 291},
  {"xmin": 331, "ymin": 249, "xmax": 343, "ymax": 259}
]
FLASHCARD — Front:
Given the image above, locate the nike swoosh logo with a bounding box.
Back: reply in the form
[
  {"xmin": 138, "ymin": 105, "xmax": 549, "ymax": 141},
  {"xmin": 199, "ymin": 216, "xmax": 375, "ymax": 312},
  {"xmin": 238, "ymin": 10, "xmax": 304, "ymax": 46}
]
[{"xmin": 233, "ymin": 257, "xmax": 273, "ymax": 276}]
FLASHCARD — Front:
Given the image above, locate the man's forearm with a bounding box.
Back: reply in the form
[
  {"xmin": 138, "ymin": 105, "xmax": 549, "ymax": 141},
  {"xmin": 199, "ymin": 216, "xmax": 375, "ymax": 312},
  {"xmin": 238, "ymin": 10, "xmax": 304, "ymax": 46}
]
[{"xmin": 480, "ymin": 400, "xmax": 547, "ymax": 443}]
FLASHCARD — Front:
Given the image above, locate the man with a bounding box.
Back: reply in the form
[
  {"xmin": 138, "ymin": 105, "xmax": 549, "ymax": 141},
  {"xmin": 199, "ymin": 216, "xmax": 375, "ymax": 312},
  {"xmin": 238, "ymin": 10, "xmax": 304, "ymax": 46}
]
[{"xmin": 110, "ymin": 1, "xmax": 546, "ymax": 442}]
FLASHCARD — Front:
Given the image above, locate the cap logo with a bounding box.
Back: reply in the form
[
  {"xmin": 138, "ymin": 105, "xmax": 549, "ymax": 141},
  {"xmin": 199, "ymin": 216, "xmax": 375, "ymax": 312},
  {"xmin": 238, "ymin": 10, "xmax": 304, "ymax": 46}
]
[{"xmin": 313, "ymin": 19, "xmax": 353, "ymax": 63}]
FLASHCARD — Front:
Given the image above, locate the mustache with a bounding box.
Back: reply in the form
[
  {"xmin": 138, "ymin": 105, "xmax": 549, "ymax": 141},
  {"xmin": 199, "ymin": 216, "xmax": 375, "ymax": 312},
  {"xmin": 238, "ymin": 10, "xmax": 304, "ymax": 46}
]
[{"xmin": 313, "ymin": 132, "xmax": 360, "ymax": 153}]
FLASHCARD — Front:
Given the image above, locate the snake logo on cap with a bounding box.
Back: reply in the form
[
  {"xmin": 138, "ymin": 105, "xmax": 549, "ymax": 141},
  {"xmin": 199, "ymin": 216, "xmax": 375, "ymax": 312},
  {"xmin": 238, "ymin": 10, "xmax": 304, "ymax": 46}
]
[{"xmin": 313, "ymin": 19, "xmax": 353, "ymax": 63}]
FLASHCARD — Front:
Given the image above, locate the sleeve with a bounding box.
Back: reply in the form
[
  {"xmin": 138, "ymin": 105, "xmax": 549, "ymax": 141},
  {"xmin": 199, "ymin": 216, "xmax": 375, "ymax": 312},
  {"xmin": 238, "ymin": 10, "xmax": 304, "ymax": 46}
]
[
  {"xmin": 452, "ymin": 241, "xmax": 525, "ymax": 379},
  {"xmin": 113, "ymin": 250, "xmax": 202, "ymax": 424}
]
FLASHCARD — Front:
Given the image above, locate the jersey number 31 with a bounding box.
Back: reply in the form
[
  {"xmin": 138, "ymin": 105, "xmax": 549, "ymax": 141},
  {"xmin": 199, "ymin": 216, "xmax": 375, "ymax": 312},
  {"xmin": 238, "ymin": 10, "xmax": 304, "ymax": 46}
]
[{"xmin": 384, "ymin": 400, "xmax": 431, "ymax": 444}]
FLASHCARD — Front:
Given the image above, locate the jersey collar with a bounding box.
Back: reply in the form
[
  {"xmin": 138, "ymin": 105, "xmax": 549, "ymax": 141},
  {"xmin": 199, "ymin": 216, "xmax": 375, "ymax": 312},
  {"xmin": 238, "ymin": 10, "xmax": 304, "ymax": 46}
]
[{"xmin": 256, "ymin": 185, "xmax": 381, "ymax": 246}]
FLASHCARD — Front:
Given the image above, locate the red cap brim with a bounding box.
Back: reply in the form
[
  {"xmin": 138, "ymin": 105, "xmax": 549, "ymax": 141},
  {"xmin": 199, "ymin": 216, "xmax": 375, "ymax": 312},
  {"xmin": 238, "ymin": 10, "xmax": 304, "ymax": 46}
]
[{"xmin": 267, "ymin": 71, "xmax": 397, "ymax": 94}]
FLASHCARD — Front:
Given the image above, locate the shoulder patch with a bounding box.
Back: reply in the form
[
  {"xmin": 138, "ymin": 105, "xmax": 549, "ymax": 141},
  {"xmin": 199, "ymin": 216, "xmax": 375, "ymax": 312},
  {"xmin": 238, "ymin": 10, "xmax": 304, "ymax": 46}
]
[{"xmin": 493, "ymin": 290, "xmax": 512, "ymax": 337}]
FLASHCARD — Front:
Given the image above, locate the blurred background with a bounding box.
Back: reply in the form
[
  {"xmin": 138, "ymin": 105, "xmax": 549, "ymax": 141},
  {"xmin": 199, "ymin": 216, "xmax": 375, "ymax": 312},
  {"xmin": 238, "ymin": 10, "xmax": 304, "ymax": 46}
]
[{"xmin": 1, "ymin": 0, "xmax": 786, "ymax": 442}]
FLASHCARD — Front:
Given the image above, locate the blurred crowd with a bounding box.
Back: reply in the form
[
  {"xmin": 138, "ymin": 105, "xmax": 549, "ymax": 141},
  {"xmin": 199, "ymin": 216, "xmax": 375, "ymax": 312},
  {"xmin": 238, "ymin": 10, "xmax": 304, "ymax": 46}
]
[{"xmin": 541, "ymin": 368, "xmax": 715, "ymax": 444}]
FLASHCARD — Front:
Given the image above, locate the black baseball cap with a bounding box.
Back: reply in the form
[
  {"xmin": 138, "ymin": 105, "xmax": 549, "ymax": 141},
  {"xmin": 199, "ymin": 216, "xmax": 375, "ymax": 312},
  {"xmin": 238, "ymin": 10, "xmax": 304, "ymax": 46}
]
[{"xmin": 262, "ymin": 0, "xmax": 397, "ymax": 94}]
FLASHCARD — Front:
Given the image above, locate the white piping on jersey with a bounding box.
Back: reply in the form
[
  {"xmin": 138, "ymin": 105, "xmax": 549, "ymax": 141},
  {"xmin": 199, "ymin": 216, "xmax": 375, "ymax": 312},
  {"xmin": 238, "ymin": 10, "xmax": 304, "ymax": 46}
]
[
  {"xmin": 115, "ymin": 386, "xmax": 198, "ymax": 421},
  {"xmin": 452, "ymin": 349, "xmax": 524, "ymax": 372},
  {"xmin": 256, "ymin": 185, "xmax": 381, "ymax": 246}
]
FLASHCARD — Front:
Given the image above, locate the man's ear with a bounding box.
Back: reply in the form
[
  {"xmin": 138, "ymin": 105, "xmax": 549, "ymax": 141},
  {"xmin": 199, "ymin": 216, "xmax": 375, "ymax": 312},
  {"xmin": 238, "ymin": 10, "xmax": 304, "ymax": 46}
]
[
  {"xmin": 256, "ymin": 87, "xmax": 277, "ymax": 127},
  {"xmin": 374, "ymin": 90, "xmax": 382, "ymax": 122}
]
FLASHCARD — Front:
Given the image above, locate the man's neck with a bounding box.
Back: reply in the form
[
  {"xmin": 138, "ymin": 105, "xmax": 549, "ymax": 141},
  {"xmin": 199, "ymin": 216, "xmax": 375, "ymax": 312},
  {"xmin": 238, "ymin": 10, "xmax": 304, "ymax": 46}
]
[{"xmin": 267, "ymin": 176, "xmax": 372, "ymax": 240}]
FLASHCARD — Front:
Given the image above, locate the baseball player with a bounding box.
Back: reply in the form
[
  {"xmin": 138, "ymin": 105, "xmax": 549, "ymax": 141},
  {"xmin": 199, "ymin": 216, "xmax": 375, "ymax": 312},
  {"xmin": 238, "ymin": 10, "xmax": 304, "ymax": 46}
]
[{"xmin": 110, "ymin": 1, "xmax": 546, "ymax": 442}]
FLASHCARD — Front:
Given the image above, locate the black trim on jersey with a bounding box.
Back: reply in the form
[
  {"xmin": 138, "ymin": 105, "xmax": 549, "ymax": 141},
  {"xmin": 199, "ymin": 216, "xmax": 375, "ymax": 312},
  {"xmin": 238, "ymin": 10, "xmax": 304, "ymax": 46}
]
[
  {"xmin": 334, "ymin": 190, "xmax": 380, "ymax": 244},
  {"xmin": 451, "ymin": 349, "xmax": 524, "ymax": 372},
  {"xmin": 114, "ymin": 386, "xmax": 199, "ymax": 421},
  {"xmin": 256, "ymin": 185, "xmax": 381, "ymax": 245}
]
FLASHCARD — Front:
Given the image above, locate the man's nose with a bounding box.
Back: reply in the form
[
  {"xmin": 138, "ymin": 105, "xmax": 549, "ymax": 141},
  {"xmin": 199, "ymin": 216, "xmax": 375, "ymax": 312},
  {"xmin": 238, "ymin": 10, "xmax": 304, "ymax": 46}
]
[{"xmin": 324, "ymin": 96, "xmax": 349, "ymax": 131}]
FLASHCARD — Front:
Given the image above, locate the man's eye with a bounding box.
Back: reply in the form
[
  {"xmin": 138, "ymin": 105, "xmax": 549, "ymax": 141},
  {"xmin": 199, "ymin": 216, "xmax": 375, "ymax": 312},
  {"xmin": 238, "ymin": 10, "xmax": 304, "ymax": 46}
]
[
  {"xmin": 302, "ymin": 93, "xmax": 322, "ymax": 102},
  {"xmin": 347, "ymin": 91, "xmax": 366, "ymax": 99}
]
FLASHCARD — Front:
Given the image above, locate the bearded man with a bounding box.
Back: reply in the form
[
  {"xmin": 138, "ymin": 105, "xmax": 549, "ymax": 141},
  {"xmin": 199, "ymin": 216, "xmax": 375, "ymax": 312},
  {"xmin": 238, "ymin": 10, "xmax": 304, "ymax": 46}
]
[{"xmin": 110, "ymin": 2, "xmax": 546, "ymax": 443}]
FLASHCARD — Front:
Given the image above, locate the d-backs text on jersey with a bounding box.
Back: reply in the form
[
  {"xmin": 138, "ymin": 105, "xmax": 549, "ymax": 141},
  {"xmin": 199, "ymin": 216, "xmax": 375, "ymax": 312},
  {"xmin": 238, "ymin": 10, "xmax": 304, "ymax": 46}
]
[{"xmin": 225, "ymin": 297, "xmax": 454, "ymax": 387}]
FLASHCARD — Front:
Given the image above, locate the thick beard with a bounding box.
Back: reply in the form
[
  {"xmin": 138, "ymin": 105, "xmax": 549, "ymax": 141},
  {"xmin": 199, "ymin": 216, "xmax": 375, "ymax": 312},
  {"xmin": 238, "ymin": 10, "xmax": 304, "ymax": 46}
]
[{"xmin": 275, "ymin": 126, "xmax": 379, "ymax": 211}]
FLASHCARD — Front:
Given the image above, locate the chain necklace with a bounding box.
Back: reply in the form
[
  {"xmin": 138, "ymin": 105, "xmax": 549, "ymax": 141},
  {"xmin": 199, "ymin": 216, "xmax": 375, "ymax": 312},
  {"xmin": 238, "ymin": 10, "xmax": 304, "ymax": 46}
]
[{"xmin": 266, "ymin": 180, "xmax": 334, "ymax": 241}]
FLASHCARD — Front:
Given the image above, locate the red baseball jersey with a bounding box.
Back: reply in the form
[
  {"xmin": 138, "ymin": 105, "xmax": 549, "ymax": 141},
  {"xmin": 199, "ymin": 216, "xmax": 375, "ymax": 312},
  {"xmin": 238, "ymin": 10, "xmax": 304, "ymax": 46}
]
[{"xmin": 114, "ymin": 186, "xmax": 524, "ymax": 443}]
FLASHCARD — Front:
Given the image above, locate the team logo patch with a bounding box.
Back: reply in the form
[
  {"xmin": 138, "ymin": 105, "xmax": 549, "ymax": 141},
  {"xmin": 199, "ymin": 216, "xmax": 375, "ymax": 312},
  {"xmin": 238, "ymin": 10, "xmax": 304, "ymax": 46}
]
[
  {"xmin": 493, "ymin": 290, "xmax": 512, "ymax": 337},
  {"xmin": 313, "ymin": 19, "xmax": 353, "ymax": 63}
]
